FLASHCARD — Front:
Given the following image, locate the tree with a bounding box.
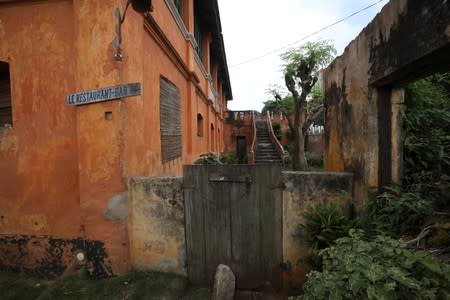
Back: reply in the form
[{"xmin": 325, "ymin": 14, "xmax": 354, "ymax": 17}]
[
  {"xmin": 280, "ymin": 40, "xmax": 336, "ymax": 170},
  {"xmin": 263, "ymin": 85, "xmax": 295, "ymax": 134}
]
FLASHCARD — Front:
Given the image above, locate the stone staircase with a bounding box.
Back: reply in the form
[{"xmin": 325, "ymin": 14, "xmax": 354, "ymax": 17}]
[{"xmin": 254, "ymin": 120, "xmax": 283, "ymax": 164}]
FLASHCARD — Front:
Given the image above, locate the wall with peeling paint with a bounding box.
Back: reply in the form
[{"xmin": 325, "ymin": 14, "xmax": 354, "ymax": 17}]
[
  {"xmin": 0, "ymin": 0, "xmax": 231, "ymax": 277},
  {"xmin": 282, "ymin": 172, "xmax": 353, "ymax": 288},
  {"xmin": 128, "ymin": 177, "xmax": 186, "ymax": 275},
  {"xmin": 324, "ymin": 0, "xmax": 450, "ymax": 200},
  {"xmin": 128, "ymin": 173, "xmax": 353, "ymax": 288}
]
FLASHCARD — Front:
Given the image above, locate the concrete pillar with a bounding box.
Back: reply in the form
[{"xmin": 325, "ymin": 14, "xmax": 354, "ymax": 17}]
[{"xmin": 391, "ymin": 88, "xmax": 405, "ymax": 184}]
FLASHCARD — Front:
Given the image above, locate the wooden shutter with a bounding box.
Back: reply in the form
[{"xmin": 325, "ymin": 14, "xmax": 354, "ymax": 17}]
[
  {"xmin": 0, "ymin": 72, "xmax": 12, "ymax": 126},
  {"xmin": 160, "ymin": 76, "xmax": 182, "ymax": 162}
]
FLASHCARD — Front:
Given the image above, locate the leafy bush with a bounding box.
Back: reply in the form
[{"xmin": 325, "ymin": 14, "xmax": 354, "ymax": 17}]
[
  {"xmin": 220, "ymin": 152, "xmax": 238, "ymax": 164},
  {"xmin": 272, "ymin": 122, "xmax": 282, "ymax": 140},
  {"xmin": 305, "ymin": 152, "xmax": 323, "ymax": 170},
  {"xmin": 297, "ymin": 230, "xmax": 450, "ymax": 300},
  {"xmin": 300, "ymin": 203, "xmax": 358, "ymax": 256},
  {"xmin": 365, "ymin": 185, "xmax": 433, "ymax": 237},
  {"xmin": 404, "ymin": 73, "xmax": 450, "ymax": 208},
  {"xmin": 194, "ymin": 153, "xmax": 222, "ymax": 164}
]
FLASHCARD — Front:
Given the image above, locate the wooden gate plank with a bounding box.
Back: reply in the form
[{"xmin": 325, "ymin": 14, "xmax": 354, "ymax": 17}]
[
  {"xmin": 183, "ymin": 165, "xmax": 207, "ymax": 285},
  {"xmin": 204, "ymin": 165, "xmax": 232, "ymax": 284},
  {"xmin": 230, "ymin": 165, "xmax": 264, "ymax": 289},
  {"xmin": 259, "ymin": 165, "xmax": 283, "ymax": 289}
]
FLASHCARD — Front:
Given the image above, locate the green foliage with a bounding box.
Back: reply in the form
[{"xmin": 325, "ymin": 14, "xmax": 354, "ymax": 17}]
[
  {"xmin": 403, "ymin": 73, "xmax": 450, "ymax": 208},
  {"xmin": 272, "ymin": 122, "xmax": 282, "ymax": 140},
  {"xmin": 194, "ymin": 152, "xmax": 222, "ymax": 164},
  {"xmin": 219, "ymin": 152, "xmax": 238, "ymax": 164},
  {"xmin": 305, "ymin": 152, "xmax": 323, "ymax": 171},
  {"xmin": 262, "ymin": 94, "xmax": 295, "ymax": 117},
  {"xmin": 300, "ymin": 203, "xmax": 358, "ymax": 256},
  {"xmin": 281, "ymin": 40, "xmax": 336, "ymax": 78},
  {"xmin": 307, "ymin": 86, "xmax": 325, "ymax": 126},
  {"xmin": 296, "ymin": 230, "xmax": 450, "ymax": 300},
  {"xmin": 365, "ymin": 185, "xmax": 433, "ymax": 238}
]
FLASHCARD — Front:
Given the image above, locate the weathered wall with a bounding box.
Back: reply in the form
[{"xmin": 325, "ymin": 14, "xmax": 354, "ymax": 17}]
[
  {"xmin": 128, "ymin": 177, "xmax": 186, "ymax": 275},
  {"xmin": 324, "ymin": 0, "xmax": 450, "ymax": 199},
  {"xmin": 128, "ymin": 172, "xmax": 353, "ymax": 288},
  {"xmin": 282, "ymin": 172, "xmax": 354, "ymax": 288},
  {"xmin": 0, "ymin": 235, "xmax": 112, "ymax": 278},
  {"xmin": 0, "ymin": 0, "xmax": 81, "ymax": 246}
]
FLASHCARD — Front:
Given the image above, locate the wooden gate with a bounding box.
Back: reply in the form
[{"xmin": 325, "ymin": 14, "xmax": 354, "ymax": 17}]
[{"xmin": 183, "ymin": 164, "xmax": 282, "ymax": 289}]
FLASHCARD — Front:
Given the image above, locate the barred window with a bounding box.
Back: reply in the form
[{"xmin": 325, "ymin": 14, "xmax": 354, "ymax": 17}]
[{"xmin": 160, "ymin": 76, "xmax": 182, "ymax": 162}]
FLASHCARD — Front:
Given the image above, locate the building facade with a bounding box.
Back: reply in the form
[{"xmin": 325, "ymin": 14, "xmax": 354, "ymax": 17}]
[{"xmin": 0, "ymin": 0, "xmax": 232, "ymax": 276}]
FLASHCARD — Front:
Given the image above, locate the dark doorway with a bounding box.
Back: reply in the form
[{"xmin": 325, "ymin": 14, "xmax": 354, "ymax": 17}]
[{"xmin": 236, "ymin": 136, "xmax": 247, "ymax": 164}]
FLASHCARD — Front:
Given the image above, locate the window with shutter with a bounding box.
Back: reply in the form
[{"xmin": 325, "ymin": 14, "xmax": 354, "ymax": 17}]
[
  {"xmin": 0, "ymin": 62, "xmax": 12, "ymax": 127},
  {"xmin": 160, "ymin": 76, "xmax": 182, "ymax": 162}
]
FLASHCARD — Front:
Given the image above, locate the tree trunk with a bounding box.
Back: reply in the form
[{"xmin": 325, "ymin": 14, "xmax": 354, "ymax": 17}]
[{"xmin": 291, "ymin": 100, "xmax": 308, "ymax": 170}]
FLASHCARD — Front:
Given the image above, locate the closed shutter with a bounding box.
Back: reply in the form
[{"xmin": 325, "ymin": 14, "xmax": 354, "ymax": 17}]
[
  {"xmin": 160, "ymin": 76, "xmax": 182, "ymax": 162},
  {"xmin": 0, "ymin": 72, "xmax": 12, "ymax": 126}
]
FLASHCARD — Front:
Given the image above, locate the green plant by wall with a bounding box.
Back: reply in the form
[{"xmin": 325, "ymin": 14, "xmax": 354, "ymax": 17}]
[
  {"xmin": 219, "ymin": 152, "xmax": 238, "ymax": 164},
  {"xmin": 272, "ymin": 122, "xmax": 282, "ymax": 141},
  {"xmin": 403, "ymin": 73, "xmax": 450, "ymax": 208},
  {"xmin": 365, "ymin": 184, "xmax": 433, "ymax": 238},
  {"xmin": 296, "ymin": 230, "xmax": 450, "ymax": 300},
  {"xmin": 305, "ymin": 152, "xmax": 323, "ymax": 171},
  {"xmin": 194, "ymin": 153, "xmax": 222, "ymax": 164},
  {"xmin": 300, "ymin": 203, "xmax": 358, "ymax": 256}
]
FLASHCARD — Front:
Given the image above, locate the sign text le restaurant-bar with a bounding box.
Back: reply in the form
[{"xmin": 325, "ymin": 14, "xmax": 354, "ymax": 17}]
[{"xmin": 67, "ymin": 83, "xmax": 141, "ymax": 106}]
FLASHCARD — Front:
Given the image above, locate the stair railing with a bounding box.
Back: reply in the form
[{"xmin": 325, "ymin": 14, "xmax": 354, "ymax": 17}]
[
  {"xmin": 266, "ymin": 111, "xmax": 288, "ymax": 163},
  {"xmin": 248, "ymin": 111, "xmax": 257, "ymax": 164}
]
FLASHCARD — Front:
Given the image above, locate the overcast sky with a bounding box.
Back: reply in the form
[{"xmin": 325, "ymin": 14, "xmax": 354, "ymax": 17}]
[{"xmin": 217, "ymin": 0, "xmax": 389, "ymax": 111}]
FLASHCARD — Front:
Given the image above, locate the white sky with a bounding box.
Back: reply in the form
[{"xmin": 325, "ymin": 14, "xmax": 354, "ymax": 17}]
[{"xmin": 217, "ymin": 0, "xmax": 390, "ymax": 111}]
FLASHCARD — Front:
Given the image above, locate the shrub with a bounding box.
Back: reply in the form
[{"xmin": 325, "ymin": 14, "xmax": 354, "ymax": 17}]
[
  {"xmin": 194, "ymin": 153, "xmax": 222, "ymax": 164},
  {"xmin": 296, "ymin": 230, "xmax": 450, "ymax": 300},
  {"xmin": 272, "ymin": 122, "xmax": 282, "ymax": 141},
  {"xmin": 403, "ymin": 73, "xmax": 450, "ymax": 208},
  {"xmin": 220, "ymin": 152, "xmax": 238, "ymax": 164},
  {"xmin": 365, "ymin": 184, "xmax": 433, "ymax": 237},
  {"xmin": 305, "ymin": 152, "xmax": 323, "ymax": 170},
  {"xmin": 300, "ymin": 203, "xmax": 358, "ymax": 256}
]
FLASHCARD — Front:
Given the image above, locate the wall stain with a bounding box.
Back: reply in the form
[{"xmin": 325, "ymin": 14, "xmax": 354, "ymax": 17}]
[{"xmin": 0, "ymin": 235, "xmax": 113, "ymax": 279}]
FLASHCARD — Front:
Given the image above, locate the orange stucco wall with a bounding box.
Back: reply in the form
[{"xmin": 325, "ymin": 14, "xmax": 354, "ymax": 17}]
[
  {"xmin": 0, "ymin": 0, "xmax": 80, "ymax": 238},
  {"xmin": 0, "ymin": 0, "xmax": 229, "ymax": 277}
]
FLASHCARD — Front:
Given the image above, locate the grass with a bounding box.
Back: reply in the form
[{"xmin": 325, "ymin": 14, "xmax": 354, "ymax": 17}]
[{"xmin": 0, "ymin": 269, "xmax": 209, "ymax": 300}]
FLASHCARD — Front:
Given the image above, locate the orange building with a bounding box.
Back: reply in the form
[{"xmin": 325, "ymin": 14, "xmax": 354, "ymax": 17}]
[{"xmin": 0, "ymin": 0, "xmax": 232, "ymax": 277}]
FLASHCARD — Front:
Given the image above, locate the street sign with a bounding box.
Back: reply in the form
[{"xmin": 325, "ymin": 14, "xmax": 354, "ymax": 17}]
[{"xmin": 67, "ymin": 83, "xmax": 141, "ymax": 106}]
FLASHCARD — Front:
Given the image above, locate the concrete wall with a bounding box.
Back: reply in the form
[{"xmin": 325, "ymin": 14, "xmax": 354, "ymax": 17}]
[
  {"xmin": 282, "ymin": 172, "xmax": 353, "ymax": 288},
  {"xmin": 128, "ymin": 177, "xmax": 186, "ymax": 275},
  {"xmin": 128, "ymin": 172, "xmax": 353, "ymax": 288},
  {"xmin": 0, "ymin": 0, "xmax": 231, "ymax": 276},
  {"xmin": 324, "ymin": 0, "xmax": 450, "ymax": 200}
]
